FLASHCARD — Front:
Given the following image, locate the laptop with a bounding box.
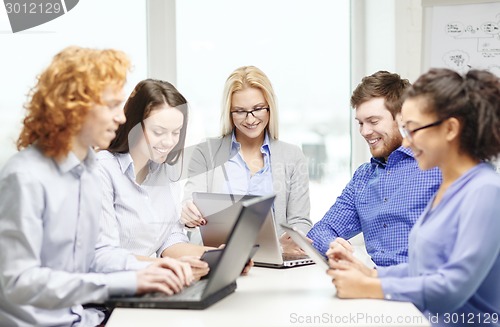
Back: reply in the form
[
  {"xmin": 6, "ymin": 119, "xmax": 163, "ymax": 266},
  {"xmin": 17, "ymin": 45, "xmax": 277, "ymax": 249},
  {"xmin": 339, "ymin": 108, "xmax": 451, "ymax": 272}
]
[
  {"xmin": 280, "ymin": 223, "xmax": 330, "ymax": 270},
  {"xmin": 106, "ymin": 195, "xmax": 275, "ymax": 310},
  {"xmin": 193, "ymin": 192, "xmax": 314, "ymax": 268}
]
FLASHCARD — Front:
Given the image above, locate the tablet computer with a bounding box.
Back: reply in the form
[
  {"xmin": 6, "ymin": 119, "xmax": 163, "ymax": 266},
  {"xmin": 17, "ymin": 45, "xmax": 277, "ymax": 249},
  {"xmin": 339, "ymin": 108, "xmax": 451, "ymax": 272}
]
[{"xmin": 280, "ymin": 223, "xmax": 329, "ymax": 270}]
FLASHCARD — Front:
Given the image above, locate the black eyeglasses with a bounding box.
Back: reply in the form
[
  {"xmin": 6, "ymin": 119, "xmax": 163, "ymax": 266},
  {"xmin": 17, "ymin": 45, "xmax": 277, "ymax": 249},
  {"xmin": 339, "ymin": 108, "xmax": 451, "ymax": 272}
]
[
  {"xmin": 230, "ymin": 107, "xmax": 270, "ymax": 120},
  {"xmin": 398, "ymin": 119, "xmax": 444, "ymax": 142}
]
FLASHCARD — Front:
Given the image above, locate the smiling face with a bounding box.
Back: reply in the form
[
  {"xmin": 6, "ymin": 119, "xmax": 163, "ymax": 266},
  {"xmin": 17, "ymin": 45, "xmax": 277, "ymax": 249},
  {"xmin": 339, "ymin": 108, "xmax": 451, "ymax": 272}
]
[
  {"xmin": 355, "ymin": 97, "xmax": 402, "ymax": 160},
  {"xmin": 75, "ymin": 86, "xmax": 126, "ymax": 157},
  {"xmin": 400, "ymin": 97, "xmax": 447, "ymax": 170},
  {"xmin": 139, "ymin": 104, "xmax": 184, "ymax": 164},
  {"xmin": 231, "ymin": 87, "xmax": 270, "ymax": 143}
]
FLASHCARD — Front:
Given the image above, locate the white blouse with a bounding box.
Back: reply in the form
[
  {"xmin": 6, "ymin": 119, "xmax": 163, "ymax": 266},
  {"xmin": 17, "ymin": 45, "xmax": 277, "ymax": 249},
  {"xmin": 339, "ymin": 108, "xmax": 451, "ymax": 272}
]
[{"xmin": 97, "ymin": 151, "xmax": 188, "ymax": 257}]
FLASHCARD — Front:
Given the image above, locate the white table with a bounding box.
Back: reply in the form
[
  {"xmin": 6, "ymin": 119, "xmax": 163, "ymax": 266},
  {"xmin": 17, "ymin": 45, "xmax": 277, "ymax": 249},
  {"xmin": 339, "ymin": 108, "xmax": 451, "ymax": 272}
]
[{"xmin": 106, "ymin": 265, "xmax": 430, "ymax": 327}]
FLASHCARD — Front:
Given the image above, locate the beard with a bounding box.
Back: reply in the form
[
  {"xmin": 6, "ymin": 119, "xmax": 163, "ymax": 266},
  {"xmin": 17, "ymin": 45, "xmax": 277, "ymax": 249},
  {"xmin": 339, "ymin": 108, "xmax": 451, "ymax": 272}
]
[{"xmin": 369, "ymin": 132, "xmax": 403, "ymax": 160}]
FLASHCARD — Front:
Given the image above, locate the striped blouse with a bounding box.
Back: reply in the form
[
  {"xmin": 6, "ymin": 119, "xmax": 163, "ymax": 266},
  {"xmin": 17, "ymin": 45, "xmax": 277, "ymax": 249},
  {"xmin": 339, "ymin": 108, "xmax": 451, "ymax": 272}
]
[{"xmin": 97, "ymin": 151, "xmax": 188, "ymax": 257}]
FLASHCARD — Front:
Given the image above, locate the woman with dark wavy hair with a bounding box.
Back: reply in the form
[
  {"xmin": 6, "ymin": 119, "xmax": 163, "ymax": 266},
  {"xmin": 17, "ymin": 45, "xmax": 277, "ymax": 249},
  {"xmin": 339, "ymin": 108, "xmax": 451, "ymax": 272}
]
[
  {"xmin": 97, "ymin": 79, "xmax": 212, "ymax": 279},
  {"xmin": 327, "ymin": 68, "xmax": 500, "ymax": 326}
]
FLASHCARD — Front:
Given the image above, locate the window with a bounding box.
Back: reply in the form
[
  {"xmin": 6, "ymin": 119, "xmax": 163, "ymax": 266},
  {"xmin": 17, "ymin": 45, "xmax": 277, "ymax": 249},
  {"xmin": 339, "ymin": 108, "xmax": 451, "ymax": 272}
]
[
  {"xmin": 0, "ymin": 0, "xmax": 147, "ymax": 165},
  {"xmin": 176, "ymin": 0, "xmax": 351, "ymax": 221}
]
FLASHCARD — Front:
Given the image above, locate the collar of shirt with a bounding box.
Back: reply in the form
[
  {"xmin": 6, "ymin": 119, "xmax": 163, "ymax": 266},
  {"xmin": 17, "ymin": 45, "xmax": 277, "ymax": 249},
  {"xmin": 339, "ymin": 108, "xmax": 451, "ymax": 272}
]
[
  {"xmin": 116, "ymin": 152, "xmax": 161, "ymax": 181},
  {"xmin": 230, "ymin": 131, "xmax": 271, "ymax": 158},
  {"xmin": 370, "ymin": 146, "xmax": 415, "ymax": 168},
  {"xmin": 56, "ymin": 148, "xmax": 97, "ymax": 177}
]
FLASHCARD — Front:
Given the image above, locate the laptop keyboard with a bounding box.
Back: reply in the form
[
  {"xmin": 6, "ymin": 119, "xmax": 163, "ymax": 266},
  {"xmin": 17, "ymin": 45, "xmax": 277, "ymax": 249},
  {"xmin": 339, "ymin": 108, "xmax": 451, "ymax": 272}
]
[{"xmin": 141, "ymin": 279, "xmax": 207, "ymax": 301}]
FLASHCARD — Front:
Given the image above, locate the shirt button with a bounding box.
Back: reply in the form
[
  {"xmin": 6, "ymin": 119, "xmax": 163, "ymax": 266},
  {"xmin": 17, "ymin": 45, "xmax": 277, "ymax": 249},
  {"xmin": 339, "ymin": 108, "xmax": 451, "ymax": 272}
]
[
  {"xmin": 383, "ymin": 223, "xmax": 387, "ymax": 228},
  {"xmin": 381, "ymin": 250, "xmax": 385, "ymax": 254},
  {"xmin": 386, "ymin": 294, "xmax": 392, "ymax": 300},
  {"xmin": 383, "ymin": 198, "xmax": 388, "ymax": 202}
]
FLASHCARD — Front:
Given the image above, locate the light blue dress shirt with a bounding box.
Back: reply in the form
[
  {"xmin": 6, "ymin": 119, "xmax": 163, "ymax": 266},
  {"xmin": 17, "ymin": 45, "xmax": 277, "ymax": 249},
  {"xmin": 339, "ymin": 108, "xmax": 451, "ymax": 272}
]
[
  {"xmin": 308, "ymin": 146, "xmax": 442, "ymax": 266},
  {"xmin": 378, "ymin": 163, "xmax": 500, "ymax": 326},
  {"xmin": 96, "ymin": 151, "xmax": 188, "ymax": 257},
  {"xmin": 0, "ymin": 146, "xmax": 144, "ymax": 327},
  {"xmin": 223, "ymin": 132, "xmax": 274, "ymax": 196}
]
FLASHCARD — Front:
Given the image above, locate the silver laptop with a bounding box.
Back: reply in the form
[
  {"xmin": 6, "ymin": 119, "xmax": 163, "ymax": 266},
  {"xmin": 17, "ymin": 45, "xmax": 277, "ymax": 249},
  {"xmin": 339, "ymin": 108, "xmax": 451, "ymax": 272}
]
[{"xmin": 193, "ymin": 192, "xmax": 314, "ymax": 268}]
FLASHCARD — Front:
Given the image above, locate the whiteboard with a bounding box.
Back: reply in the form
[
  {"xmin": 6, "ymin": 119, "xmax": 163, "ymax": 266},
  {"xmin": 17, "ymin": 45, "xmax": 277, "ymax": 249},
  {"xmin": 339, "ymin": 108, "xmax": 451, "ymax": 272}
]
[
  {"xmin": 422, "ymin": 0, "xmax": 500, "ymax": 172},
  {"xmin": 422, "ymin": 0, "xmax": 500, "ymax": 76}
]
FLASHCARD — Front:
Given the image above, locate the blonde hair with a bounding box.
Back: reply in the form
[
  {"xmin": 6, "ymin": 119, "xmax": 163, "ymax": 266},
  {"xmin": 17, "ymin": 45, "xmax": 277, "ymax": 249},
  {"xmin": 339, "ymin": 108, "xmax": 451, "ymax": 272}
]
[
  {"xmin": 220, "ymin": 66, "xmax": 279, "ymax": 139},
  {"xmin": 17, "ymin": 46, "xmax": 131, "ymax": 159}
]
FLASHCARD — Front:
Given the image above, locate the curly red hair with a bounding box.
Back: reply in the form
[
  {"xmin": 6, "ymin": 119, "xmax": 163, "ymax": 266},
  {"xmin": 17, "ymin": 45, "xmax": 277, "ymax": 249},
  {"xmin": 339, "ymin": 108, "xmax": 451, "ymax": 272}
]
[{"xmin": 17, "ymin": 46, "xmax": 131, "ymax": 159}]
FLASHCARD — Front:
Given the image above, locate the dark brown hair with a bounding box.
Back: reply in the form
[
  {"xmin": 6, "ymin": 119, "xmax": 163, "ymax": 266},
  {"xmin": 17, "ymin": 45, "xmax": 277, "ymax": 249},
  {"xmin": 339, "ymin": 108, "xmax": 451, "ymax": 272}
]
[
  {"xmin": 351, "ymin": 71, "xmax": 411, "ymax": 118},
  {"xmin": 406, "ymin": 68, "xmax": 500, "ymax": 161},
  {"xmin": 108, "ymin": 79, "xmax": 188, "ymax": 165}
]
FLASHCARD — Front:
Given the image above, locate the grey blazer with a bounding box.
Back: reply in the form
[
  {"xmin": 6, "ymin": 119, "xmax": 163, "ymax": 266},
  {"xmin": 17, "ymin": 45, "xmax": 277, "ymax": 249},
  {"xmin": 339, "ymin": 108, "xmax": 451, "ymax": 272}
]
[{"xmin": 183, "ymin": 134, "xmax": 312, "ymax": 235}]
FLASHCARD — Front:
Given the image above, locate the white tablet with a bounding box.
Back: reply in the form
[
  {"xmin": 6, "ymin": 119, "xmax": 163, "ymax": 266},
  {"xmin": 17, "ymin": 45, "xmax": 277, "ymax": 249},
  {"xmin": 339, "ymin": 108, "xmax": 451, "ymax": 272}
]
[{"xmin": 280, "ymin": 223, "xmax": 330, "ymax": 270}]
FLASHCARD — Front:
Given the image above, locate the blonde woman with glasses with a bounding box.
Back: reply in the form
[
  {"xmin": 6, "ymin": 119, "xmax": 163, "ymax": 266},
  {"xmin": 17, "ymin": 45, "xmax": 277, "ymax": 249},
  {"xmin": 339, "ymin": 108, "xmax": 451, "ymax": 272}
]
[{"xmin": 181, "ymin": 66, "xmax": 312, "ymax": 254}]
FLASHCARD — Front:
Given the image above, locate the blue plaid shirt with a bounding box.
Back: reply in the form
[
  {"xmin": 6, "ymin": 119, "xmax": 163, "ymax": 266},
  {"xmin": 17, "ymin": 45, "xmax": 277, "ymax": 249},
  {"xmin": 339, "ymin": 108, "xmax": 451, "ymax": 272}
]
[{"xmin": 307, "ymin": 146, "xmax": 442, "ymax": 266}]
